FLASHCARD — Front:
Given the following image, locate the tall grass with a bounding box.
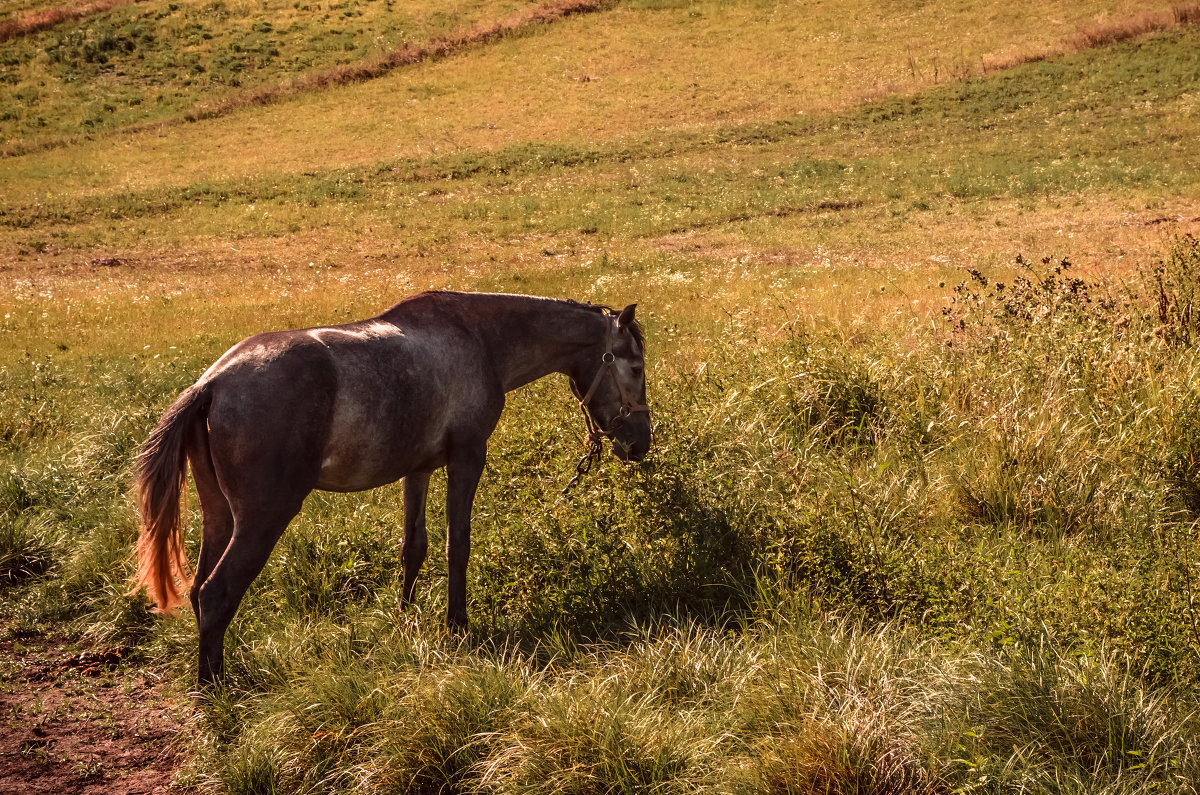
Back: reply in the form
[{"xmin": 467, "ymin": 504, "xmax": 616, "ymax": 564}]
[
  {"xmin": 179, "ymin": 617, "xmax": 1200, "ymax": 794},
  {"xmin": 5, "ymin": 236, "xmax": 1200, "ymax": 791},
  {"xmin": 3, "ymin": 7, "xmax": 1200, "ymax": 786}
]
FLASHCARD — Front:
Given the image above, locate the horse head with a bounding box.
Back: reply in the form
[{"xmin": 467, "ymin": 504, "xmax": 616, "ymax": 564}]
[{"xmin": 571, "ymin": 303, "xmax": 652, "ymax": 462}]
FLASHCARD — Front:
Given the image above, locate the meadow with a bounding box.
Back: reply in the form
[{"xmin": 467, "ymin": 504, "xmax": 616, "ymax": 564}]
[{"xmin": 3, "ymin": 0, "xmax": 1200, "ymax": 792}]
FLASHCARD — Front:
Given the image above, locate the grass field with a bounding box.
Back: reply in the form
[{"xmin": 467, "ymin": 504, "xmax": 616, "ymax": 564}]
[{"xmin": 4, "ymin": 0, "xmax": 1200, "ymax": 792}]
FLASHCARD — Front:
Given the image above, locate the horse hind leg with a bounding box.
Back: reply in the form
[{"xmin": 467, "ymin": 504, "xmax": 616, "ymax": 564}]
[
  {"xmin": 194, "ymin": 503, "xmax": 300, "ymax": 686},
  {"xmin": 187, "ymin": 423, "xmax": 233, "ymax": 623},
  {"xmin": 401, "ymin": 472, "xmax": 431, "ymax": 610},
  {"xmin": 189, "ymin": 364, "xmax": 334, "ymax": 686},
  {"xmin": 193, "ymin": 444, "xmax": 308, "ymax": 684}
]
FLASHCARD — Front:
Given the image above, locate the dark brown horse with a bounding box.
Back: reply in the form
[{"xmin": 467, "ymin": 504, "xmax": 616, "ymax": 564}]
[{"xmin": 134, "ymin": 291, "xmax": 650, "ymax": 684}]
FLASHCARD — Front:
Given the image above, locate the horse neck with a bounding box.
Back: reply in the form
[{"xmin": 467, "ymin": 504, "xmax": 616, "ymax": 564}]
[{"xmin": 481, "ymin": 299, "xmax": 608, "ymax": 392}]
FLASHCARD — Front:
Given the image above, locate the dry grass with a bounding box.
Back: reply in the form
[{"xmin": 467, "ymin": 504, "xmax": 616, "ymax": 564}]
[
  {"xmin": 3, "ymin": 0, "xmax": 1175, "ymax": 206},
  {"xmin": 1179, "ymin": 2, "xmax": 1200, "ymax": 23},
  {"xmin": 1070, "ymin": 3, "xmax": 1200, "ymax": 47},
  {"xmin": 983, "ymin": 3, "xmax": 1200, "ymax": 72},
  {"xmin": 156, "ymin": 0, "xmax": 1197, "ymax": 135},
  {"xmin": 181, "ymin": 0, "xmax": 616, "ymax": 124},
  {"xmin": 3, "ymin": 197, "xmax": 1195, "ymax": 374},
  {"xmin": 0, "ymin": 0, "xmax": 618, "ymax": 159}
]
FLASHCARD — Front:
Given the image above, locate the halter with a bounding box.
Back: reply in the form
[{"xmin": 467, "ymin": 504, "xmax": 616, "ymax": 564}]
[
  {"xmin": 577, "ymin": 318, "xmax": 650, "ymax": 424},
  {"xmin": 562, "ymin": 316, "xmax": 650, "ymax": 494}
]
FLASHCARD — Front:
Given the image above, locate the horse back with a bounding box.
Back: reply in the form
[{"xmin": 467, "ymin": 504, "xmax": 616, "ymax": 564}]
[{"xmin": 199, "ymin": 318, "xmax": 504, "ymax": 495}]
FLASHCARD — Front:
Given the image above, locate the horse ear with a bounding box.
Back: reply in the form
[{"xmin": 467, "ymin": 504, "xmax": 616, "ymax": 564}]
[{"xmin": 616, "ymin": 303, "xmax": 637, "ymax": 329}]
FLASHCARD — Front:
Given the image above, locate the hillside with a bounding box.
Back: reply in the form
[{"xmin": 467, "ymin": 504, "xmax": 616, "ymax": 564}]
[{"xmin": 3, "ymin": 1, "xmax": 1200, "ymax": 793}]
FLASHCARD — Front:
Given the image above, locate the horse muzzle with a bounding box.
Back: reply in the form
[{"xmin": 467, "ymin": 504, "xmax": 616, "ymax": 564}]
[{"xmin": 611, "ymin": 424, "xmax": 651, "ymax": 462}]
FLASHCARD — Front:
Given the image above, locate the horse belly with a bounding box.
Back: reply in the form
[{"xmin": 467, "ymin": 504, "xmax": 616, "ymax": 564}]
[
  {"xmin": 314, "ymin": 449, "xmax": 444, "ymax": 492},
  {"xmin": 313, "ymin": 394, "xmax": 448, "ymax": 492}
]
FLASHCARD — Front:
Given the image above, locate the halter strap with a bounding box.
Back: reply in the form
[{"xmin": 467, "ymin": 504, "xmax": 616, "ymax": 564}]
[{"xmin": 577, "ymin": 317, "xmax": 650, "ymax": 422}]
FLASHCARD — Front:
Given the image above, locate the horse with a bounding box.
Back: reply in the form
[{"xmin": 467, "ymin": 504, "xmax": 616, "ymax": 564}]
[{"xmin": 133, "ymin": 291, "xmax": 651, "ymax": 685}]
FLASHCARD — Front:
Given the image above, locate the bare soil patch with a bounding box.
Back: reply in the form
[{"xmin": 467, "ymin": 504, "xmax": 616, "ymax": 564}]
[{"xmin": 0, "ymin": 626, "xmax": 194, "ymax": 795}]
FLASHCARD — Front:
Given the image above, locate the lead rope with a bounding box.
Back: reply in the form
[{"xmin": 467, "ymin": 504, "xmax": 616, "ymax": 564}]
[
  {"xmin": 563, "ymin": 392, "xmax": 634, "ymax": 495},
  {"xmin": 561, "ymin": 406, "xmax": 606, "ymax": 495}
]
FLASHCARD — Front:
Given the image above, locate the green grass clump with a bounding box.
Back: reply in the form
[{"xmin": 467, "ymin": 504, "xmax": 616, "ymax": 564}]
[
  {"xmin": 177, "ymin": 615, "xmax": 1200, "ymax": 794},
  {"xmin": 0, "ymin": 512, "xmax": 55, "ymax": 584}
]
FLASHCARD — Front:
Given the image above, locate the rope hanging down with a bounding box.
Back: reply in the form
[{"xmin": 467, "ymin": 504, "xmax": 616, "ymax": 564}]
[{"xmin": 561, "ymin": 417, "xmax": 606, "ymax": 495}]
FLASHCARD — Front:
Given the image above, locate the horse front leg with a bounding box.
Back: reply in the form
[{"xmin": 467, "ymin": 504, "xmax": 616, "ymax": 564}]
[
  {"xmin": 445, "ymin": 447, "xmax": 485, "ymax": 631},
  {"xmin": 400, "ymin": 472, "xmax": 431, "ymax": 610}
]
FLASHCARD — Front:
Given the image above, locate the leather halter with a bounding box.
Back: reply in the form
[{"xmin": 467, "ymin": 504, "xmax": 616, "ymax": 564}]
[
  {"xmin": 576, "ymin": 316, "xmax": 650, "ymax": 431},
  {"xmin": 562, "ymin": 316, "xmax": 650, "ymax": 495}
]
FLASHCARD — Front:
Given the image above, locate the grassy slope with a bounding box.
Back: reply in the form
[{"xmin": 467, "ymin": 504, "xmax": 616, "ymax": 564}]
[
  {"xmin": 3, "ymin": 25, "xmax": 1198, "ymax": 357},
  {"xmin": 4, "ymin": 1, "xmax": 1200, "ymax": 793},
  {"xmin": 0, "ymin": 0, "xmax": 1182, "ymax": 201},
  {"xmin": 0, "ymin": 0, "xmax": 534, "ymax": 147}
]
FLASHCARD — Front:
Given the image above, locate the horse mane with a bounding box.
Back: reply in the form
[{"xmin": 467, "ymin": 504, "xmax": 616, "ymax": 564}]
[
  {"xmin": 578, "ymin": 300, "xmax": 646, "ymax": 352},
  {"xmin": 527, "ymin": 295, "xmax": 645, "ymax": 351},
  {"xmin": 400, "ymin": 291, "xmax": 646, "ymax": 351}
]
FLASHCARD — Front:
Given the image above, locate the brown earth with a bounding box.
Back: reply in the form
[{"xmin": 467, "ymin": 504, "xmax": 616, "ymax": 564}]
[{"xmin": 0, "ymin": 626, "xmax": 195, "ymax": 795}]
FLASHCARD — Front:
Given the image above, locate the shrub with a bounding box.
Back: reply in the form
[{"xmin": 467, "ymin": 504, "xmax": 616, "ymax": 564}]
[
  {"xmin": 1148, "ymin": 234, "xmax": 1200, "ymax": 348},
  {"xmin": 778, "ymin": 336, "xmax": 884, "ymax": 450}
]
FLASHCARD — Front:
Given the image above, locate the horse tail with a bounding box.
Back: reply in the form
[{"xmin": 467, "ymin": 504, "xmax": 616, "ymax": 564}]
[{"xmin": 133, "ymin": 383, "xmax": 211, "ymax": 612}]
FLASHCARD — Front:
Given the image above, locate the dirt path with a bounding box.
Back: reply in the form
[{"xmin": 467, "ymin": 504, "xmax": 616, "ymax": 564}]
[{"xmin": 0, "ymin": 627, "xmax": 194, "ymax": 795}]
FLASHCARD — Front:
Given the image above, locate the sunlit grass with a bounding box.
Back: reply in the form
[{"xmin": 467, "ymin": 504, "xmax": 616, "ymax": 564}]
[
  {"xmin": 7, "ymin": 238, "xmax": 1200, "ymax": 791},
  {"xmin": 0, "ymin": 0, "xmax": 535, "ymax": 148},
  {"xmin": 4, "ymin": 3, "xmax": 1200, "ymax": 792},
  {"xmin": 177, "ymin": 615, "xmax": 1200, "ymax": 793},
  {"xmin": 4, "ymin": 25, "xmax": 1197, "ymax": 290}
]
